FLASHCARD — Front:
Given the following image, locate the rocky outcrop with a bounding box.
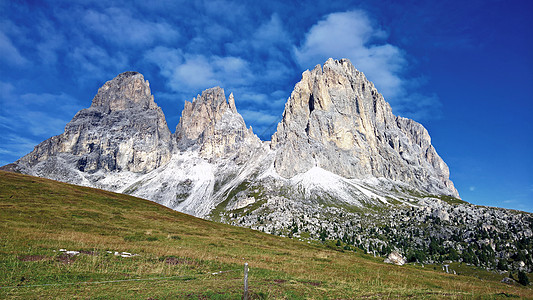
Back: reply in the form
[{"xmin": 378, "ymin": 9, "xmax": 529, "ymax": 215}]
[
  {"xmin": 384, "ymin": 251, "xmax": 407, "ymax": 266},
  {"xmin": 15, "ymin": 72, "xmax": 172, "ymax": 178},
  {"xmin": 271, "ymin": 58, "xmax": 458, "ymax": 197},
  {"xmin": 174, "ymin": 87, "xmax": 262, "ymax": 163}
]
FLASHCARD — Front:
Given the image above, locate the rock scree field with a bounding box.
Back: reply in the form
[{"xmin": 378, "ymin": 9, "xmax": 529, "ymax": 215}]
[{"xmin": 0, "ymin": 170, "xmax": 531, "ymax": 299}]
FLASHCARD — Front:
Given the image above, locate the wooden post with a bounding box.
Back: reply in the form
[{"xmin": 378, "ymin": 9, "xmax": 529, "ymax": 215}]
[{"xmin": 243, "ymin": 263, "xmax": 249, "ymax": 300}]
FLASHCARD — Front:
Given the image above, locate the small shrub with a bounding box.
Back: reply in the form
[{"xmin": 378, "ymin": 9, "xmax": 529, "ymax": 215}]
[{"xmin": 518, "ymin": 270, "xmax": 530, "ymax": 286}]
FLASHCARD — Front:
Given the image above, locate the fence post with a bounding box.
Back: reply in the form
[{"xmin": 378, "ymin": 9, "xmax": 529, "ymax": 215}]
[{"xmin": 243, "ymin": 263, "xmax": 249, "ymax": 300}]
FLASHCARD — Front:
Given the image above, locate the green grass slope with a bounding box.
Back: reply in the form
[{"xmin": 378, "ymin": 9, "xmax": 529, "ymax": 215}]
[{"xmin": 0, "ymin": 170, "xmax": 531, "ymax": 299}]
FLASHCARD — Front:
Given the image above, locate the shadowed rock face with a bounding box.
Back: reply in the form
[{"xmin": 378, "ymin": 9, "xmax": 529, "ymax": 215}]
[
  {"xmin": 15, "ymin": 72, "xmax": 172, "ymax": 175},
  {"xmin": 271, "ymin": 58, "xmax": 458, "ymax": 197}
]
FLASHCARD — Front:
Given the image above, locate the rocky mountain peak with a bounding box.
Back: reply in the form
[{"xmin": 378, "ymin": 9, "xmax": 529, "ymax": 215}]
[
  {"xmin": 175, "ymin": 87, "xmax": 261, "ymax": 161},
  {"xmin": 175, "ymin": 87, "xmax": 231, "ymax": 144},
  {"xmin": 90, "ymin": 71, "xmax": 157, "ymax": 113},
  {"xmin": 14, "ymin": 71, "xmax": 172, "ymax": 180},
  {"xmin": 271, "ymin": 58, "xmax": 458, "ymax": 197}
]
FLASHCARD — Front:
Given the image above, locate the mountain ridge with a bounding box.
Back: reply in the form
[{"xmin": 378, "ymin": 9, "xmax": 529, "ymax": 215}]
[{"xmin": 6, "ymin": 58, "xmax": 458, "ymax": 212}]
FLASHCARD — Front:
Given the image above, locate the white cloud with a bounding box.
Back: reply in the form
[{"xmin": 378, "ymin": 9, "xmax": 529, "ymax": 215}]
[
  {"xmin": 294, "ymin": 10, "xmax": 442, "ymax": 120},
  {"xmin": 144, "ymin": 47, "xmax": 251, "ymax": 92},
  {"xmin": 294, "ymin": 10, "xmax": 405, "ymax": 99},
  {"xmin": 174, "ymin": 55, "xmax": 218, "ymax": 89}
]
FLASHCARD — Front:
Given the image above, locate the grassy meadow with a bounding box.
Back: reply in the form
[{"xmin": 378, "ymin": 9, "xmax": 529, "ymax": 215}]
[{"xmin": 0, "ymin": 170, "xmax": 531, "ymax": 299}]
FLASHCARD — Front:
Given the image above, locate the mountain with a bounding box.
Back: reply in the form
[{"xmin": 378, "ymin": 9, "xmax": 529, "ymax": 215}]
[
  {"xmin": 8, "ymin": 59, "xmax": 456, "ymax": 215},
  {"xmin": 272, "ymin": 59, "xmax": 456, "ymax": 197},
  {"xmin": 4, "ymin": 59, "xmax": 532, "ymax": 274},
  {"xmin": 8, "ymin": 72, "xmax": 172, "ymax": 190}
]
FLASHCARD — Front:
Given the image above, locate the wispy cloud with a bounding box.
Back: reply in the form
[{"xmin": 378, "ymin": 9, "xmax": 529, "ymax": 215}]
[
  {"xmin": 28, "ymin": 17, "xmax": 65, "ymax": 66},
  {"xmin": 240, "ymin": 109, "xmax": 280, "ymax": 126},
  {"xmin": 3, "ymin": 80, "xmax": 103, "ymax": 163},
  {"xmin": 1, "ymin": 92, "xmax": 81, "ymax": 135},
  {"xmin": 395, "ymin": 93, "xmax": 442, "ymax": 120},
  {"xmin": 0, "ymin": 133, "xmax": 41, "ymax": 165},
  {"xmin": 0, "ymin": 83, "xmax": 83, "ymax": 162},
  {"xmin": 66, "ymin": 41, "xmax": 129, "ymax": 83},
  {"xmin": 239, "ymin": 109, "xmax": 281, "ymax": 140},
  {"xmin": 0, "ymin": 30, "xmax": 29, "ymax": 66},
  {"xmin": 81, "ymin": 7, "xmax": 180, "ymax": 46},
  {"xmin": 202, "ymin": 0, "xmax": 248, "ymax": 23},
  {"xmin": 251, "ymin": 14, "xmax": 292, "ymax": 52}
]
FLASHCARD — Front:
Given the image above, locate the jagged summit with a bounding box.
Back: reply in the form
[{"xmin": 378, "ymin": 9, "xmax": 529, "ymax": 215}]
[
  {"xmin": 272, "ymin": 58, "xmax": 458, "ymax": 197},
  {"xmin": 174, "ymin": 86, "xmax": 261, "ymax": 161}
]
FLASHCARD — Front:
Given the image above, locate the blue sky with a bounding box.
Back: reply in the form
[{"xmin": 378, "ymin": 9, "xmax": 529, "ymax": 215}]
[{"xmin": 1, "ymin": 0, "xmax": 532, "ymax": 212}]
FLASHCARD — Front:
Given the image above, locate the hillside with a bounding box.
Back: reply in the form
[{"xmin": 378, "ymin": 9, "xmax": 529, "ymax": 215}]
[{"xmin": 0, "ymin": 170, "xmax": 531, "ymax": 299}]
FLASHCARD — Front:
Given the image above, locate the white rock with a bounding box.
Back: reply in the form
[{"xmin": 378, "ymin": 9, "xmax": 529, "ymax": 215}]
[{"xmin": 384, "ymin": 251, "xmax": 406, "ymax": 266}]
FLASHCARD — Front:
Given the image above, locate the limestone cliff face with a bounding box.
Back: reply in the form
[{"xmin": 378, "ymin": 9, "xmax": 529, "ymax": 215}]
[
  {"xmin": 174, "ymin": 87, "xmax": 262, "ymax": 163},
  {"xmin": 271, "ymin": 58, "xmax": 458, "ymax": 197},
  {"xmin": 16, "ymin": 72, "xmax": 172, "ymax": 175}
]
